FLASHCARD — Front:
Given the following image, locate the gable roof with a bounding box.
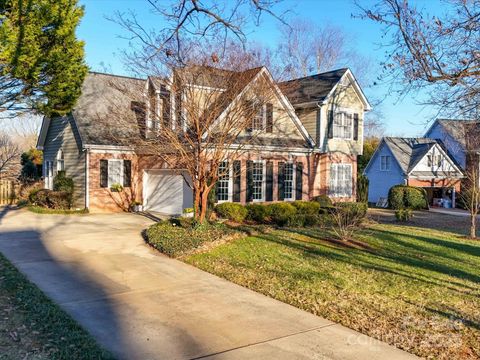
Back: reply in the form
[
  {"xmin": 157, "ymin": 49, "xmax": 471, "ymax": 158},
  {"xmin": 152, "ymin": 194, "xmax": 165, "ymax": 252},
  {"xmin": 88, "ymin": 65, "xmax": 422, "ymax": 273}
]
[
  {"xmin": 370, "ymin": 137, "xmax": 463, "ymax": 177},
  {"xmin": 426, "ymin": 119, "xmax": 480, "ymax": 150},
  {"xmin": 279, "ymin": 68, "xmax": 371, "ymax": 110}
]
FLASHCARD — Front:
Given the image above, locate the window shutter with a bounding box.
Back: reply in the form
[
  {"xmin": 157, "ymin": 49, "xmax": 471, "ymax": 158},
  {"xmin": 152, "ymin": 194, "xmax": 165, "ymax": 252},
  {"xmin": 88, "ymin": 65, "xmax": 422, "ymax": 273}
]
[
  {"xmin": 353, "ymin": 113, "xmax": 359, "ymax": 140},
  {"xmin": 266, "ymin": 161, "xmax": 274, "ymax": 201},
  {"xmin": 123, "ymin": 160, "xmax": 132, "ymax": 187},
  {"xmin": 246, "ymin": 160, "xmax": 253, "ymax": 202},
  {"xmin": 233, "ymin": 160, "xmax": 241, "ymax": 202},
  {"xmin": 295, "ymin": 162, "xmax": 303, "ymax": 200},
  {"xmin": 245, "ymin": 100, "xmax": 253, "ymax": 133},
  {"xmin": 327, "ymin": 110, "xmax": 334, "ymax": 139},
  {"xmin": 100, "ymin": 160, "xmax": 108, "ymax": 188},
  {"xmin": 278, "ymin": 162, "xmax": 285, "ymax": 201},
  {"xmin": 266, "ymin": 103, "xmax": 273, "ymax": 133}
]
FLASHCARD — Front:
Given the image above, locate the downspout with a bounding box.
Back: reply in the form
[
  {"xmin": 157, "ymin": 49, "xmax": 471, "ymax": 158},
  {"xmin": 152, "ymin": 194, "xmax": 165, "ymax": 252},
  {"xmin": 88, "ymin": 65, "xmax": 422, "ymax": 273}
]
[{"xmin": 85, "ymin": 148, "xmax": 90, "ymax": 209}]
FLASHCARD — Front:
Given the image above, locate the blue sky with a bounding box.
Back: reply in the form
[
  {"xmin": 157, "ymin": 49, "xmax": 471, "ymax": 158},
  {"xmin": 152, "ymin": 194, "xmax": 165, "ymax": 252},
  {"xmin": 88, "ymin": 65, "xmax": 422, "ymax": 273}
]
[{"xmin": 77, "ymin": 0, "xmax": 441, "ymax": 137}]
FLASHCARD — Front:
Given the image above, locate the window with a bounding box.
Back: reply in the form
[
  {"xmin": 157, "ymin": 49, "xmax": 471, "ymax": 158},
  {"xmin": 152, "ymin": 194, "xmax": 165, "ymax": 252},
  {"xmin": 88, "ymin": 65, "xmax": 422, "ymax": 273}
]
[
  {"xmin": 45, "ymin": 160, "xmax": 54, "ymax": 190},
  {"xmin": 56, "ymin": 149, "xmax": 64, "ymax": 172},
  {"xmin": 284, "ymin": 163, "xmax": 294, "ymax": 200},
  {"xmin": 428, "ymin": 154, "xmax": 442, "ymax": 167},
  {"xmin": 216, "ymin": 161, "xmax": 230, "ymax": 202},
  {"xmin": 252, "ymin": 161, "xmax": 264, "ymax": 201},
  {"xmin": 333, "ymin": 111, "xmax": 353, "ymax": 139},
  {"xmin": 252, "ymin": 104, "xmax": 266, "ymax": 131},
  {"xmin": 107, "ymin": 160, "xmax": 123, "ymax": 187},
  {"xmin": 380, "ymin": 156, "xmax": 391, "ymax": 171},
  {"xmin": 329, "ymin": 164, "xmax": 353, "ymax": 197}
]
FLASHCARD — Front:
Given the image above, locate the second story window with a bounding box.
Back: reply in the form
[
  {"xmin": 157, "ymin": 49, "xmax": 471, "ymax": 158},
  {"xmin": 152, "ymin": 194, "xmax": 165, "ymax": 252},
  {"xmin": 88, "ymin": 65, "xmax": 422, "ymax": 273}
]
[
  {"xmin": 250, "ymin": 103, "xmax": 273, "ymax": 133},
  {"xmin": 333, "ymin": 111, "xmax": 353, "ymax": 139},
  {"xmin": 427, "ymin": 154, "xmax": 442, "ymax": 167},
  {"xmin": 380, "ymin": 155, "xmax": 391, "ymax": 171}
]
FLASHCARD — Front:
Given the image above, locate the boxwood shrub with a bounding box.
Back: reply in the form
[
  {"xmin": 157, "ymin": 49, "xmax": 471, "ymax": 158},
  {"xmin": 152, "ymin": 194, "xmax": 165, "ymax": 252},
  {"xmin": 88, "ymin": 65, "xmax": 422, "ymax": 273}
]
[
  {"xmin": 312, "ymin": 195, "xmax": 333, "ymax": 208},
  {"xmin": 292, "ymin": 201, "xmax": 321, "ymax": 215},
  {"xmin": 388, "ymin": 185, "xmax": 428, "ymax": 210},
  {"xmin": 245, "ymin": 203, "xmax": 270, "ymax": 223},
  {"xmin": 146, "ymin": 220, "xmax": 234, "ymax": 257},
  {"xmin": 267, "ymin": 202, "xmax": 297, "ymax": 226},
  {"xmin": 30, "ymin": 189, "xmax": 72, "ymax": 209},
  {"xmin": 215, "ymin": 202, "xmax": 248, "ymax": 222}
]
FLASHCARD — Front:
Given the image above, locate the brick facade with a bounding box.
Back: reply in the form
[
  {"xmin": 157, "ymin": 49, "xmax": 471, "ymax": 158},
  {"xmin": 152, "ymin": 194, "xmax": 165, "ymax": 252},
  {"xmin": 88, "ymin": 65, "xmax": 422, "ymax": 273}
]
[{"xmin": 87, "ymin": 150, "xmax": 358, "ymax": 212}]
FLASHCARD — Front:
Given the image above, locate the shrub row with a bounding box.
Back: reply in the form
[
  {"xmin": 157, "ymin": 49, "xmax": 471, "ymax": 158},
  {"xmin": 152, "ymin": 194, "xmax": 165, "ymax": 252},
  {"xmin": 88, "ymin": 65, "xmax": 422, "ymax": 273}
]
[
  {"xmin": 388, "ymin": 185, "xmax": 428, "ymax": 210},
  {"xmin": 146, "ymin": 219, "xmax": 234, "ymax": 257},
  {"xmin": 215, "ymin": 198, "xmax": 365, "ymax": 228},
  {"xmin": 29, "ymin": 189, "xmax": 73, "ymax": 209}
]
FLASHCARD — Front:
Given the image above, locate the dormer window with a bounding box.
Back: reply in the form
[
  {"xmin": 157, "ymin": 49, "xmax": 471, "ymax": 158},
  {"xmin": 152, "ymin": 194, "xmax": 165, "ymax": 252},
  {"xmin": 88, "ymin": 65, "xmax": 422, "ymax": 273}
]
[
  {"xmin": 56, "ymin": 149, "xmax": 64, "ymax": 172},
  {"xmin": 333, "ymin": 111, "xmax": 353, "ymax": 139},
  {"xmin": 428, "ymin": 154, "xmax": 443, "ymax": 167}
]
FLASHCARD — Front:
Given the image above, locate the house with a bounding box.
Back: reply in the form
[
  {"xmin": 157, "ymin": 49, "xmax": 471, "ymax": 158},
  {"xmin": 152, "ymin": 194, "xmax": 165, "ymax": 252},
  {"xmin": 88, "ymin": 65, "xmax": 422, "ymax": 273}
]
[
  {"xmin": 37, "ymin": 66, "xmax": 370, "ymax": 214},
  {"xmin": 364, "ymin": 137, "xmax": 463, "ymax": 207}
]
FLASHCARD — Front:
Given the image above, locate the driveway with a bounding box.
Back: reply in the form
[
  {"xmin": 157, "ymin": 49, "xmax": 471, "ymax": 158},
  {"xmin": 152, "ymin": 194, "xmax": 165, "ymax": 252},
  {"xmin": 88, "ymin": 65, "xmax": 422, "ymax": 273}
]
[{"xmin": 0, "ymin": 207, "xmax": 417, "ymax": 360}]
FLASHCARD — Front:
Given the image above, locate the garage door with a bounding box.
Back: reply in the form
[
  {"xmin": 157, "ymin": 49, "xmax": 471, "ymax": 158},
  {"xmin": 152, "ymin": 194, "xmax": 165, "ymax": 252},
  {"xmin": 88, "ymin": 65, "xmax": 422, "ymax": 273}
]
[{"xmin": 143, "ymin": 170, "xmax": 193, "ymax": 215}]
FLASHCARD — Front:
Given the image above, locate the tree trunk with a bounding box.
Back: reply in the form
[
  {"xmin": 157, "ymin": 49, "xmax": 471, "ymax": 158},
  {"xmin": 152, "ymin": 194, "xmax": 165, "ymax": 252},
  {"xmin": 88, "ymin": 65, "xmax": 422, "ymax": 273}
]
[
  {"xmin": 193, "ymin": 186, "xmax": 201, "ymax": 221},
  {"xmin": 470, "ymin": 213, "xmax": 476, "ymax": 239}
]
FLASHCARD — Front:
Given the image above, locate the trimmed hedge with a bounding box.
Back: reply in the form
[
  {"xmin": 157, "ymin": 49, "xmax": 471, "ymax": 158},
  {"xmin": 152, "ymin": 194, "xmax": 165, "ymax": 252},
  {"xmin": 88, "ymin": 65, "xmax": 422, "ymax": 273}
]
[
  {"xmin": 313, "ymin": 194, "xmax": 333, "ymax": 208},
  {"xmin": 267, "ymin": 203, "xmax": 297, "ymax": 226},
  {"xmin": 146, "ymin": 220, "xmax": 234, "ymax": 257},
  {"xmin": 292, "ymin": 201, "xmax": 321, "ymax": 215},
  {"xmin": 215, "ymin": 202, "xmax": 248, "ymax": 222},
  {"xmin": 388, "ymin": 185, "xmax": 428, "ymax": 210},
  {"xmin": 245, "ymin": 203, "xmax": 270, "ymax": 223}
]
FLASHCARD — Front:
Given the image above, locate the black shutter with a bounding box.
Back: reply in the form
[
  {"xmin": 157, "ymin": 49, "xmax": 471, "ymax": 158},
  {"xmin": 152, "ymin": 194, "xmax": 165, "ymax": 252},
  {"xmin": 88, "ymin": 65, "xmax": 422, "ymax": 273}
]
[
  {"xmin": 100, "ymin": 160, "xmax": 108, "ymax": 188},
  {"xmin": 278, "ymin": 162, "xmax": 285, "ymax": 201},
  {"xmin": 266, "ymin": 161, "xmax": 273, "ymax": 201},
  {"xmin": 327, "ymin": 110, "xmax": 334, "ymax": 139},
  {"xmin": 246, "ymin": 160, "xmax": 253, "ymax": 202},
  {"xmin": 266, "ymin": 103, "xmax": 273, "ymax": 133},
  {"xmin": 123, "ymin": 160, "xmax": 132, "ymax": 187},
  {"xmin": 295, "ymin": 162, "xmax": 303, "ymax": 200},
  {"xmin": 233, "ymin": 160, "xmax": 241, "ymax": 202},
  {"xmin": 353, "ymin": 113, "xmax": 359, "ymax": 141}
]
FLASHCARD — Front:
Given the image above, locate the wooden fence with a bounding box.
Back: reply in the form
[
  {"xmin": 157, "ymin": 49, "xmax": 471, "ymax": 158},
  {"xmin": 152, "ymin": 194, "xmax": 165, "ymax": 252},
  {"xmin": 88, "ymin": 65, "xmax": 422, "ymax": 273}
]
[{"xmin": 0, "ymin": 180, "xmax": 15, "ymax": 205}]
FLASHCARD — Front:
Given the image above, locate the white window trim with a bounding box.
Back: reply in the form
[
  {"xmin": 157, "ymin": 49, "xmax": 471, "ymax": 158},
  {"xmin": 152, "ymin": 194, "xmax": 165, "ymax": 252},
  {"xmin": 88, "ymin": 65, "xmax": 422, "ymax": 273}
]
[
  {"xmin": 107, "ymin": 159, "xmax": 124, "ymax": 188},
  {"xmin": 332, "ymin": 108, "xmax": 354, "ymax": 140},
  {"xmin": 252, "ymin": 160, "xmax": 266, "ymax": 202},
  {"xmin": 216, "ymin": 162, "xmax": 233, "ymax": 203},
  {"xmin": 329, "ymin": 163, "xmax": 353, "ymax": 198},
  {"xmin": 44, "ymin": 160, "xmax": 54, "ymax": 190},
  {"xmin": 56, "ymin": 149, "xmax": 65, "ymax": 172},
  {"xmin": 380, "ymin": 155, "xmax": 391, "ymax": 171},
  {"xmin": 283, "ymin": 162, "xmax": 296, "ymax": 201},
  {"xmin": 252, "ymin": 104, "xmax": 267, "ymax": 132}
]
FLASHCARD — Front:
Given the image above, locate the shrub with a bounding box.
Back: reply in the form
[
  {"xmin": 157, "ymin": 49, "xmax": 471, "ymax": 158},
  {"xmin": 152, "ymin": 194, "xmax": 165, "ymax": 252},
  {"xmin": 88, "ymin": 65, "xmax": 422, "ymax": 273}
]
[
  {"xmin": 110, "ymin": 183, "xmax": 123, "ymax": 192},
  {"xmin": 146, "ymin": 220, "xmax": 234, "ymax": 257},
  {"xmin": 395, "ymin": 208, "xmax": 413, "ymax": 222},
  {"xmin": 357, "ymin": 174, "xmax": 369, "ymax": 203},
  {"xmin": 215, "ymin": 202, "xmax": 248, "ymax": 222},
  {"xmin": 245, "ymin": 203, "xmax": 270, "ymax": 223},
  {"xmin": 30, "ymin": 189, "xmax": 72, "ymax": 209},
  {"xmin": 53, "ymin": 171, "xmax": 74, "ymax": 194},
  {"xmin": 313, "ymin": 195, "xmax": 333, "ymax": 208},
  {"xmin": 331, "ymin": 202, "xmax": 367, "ymax": 240},
  {"xmin": 388, "ymin": 185, "xmax": 428, "ymax": 210},
  {"xmin": 267, "ymin": 202, "xmax": 297, "ymax": 226},
  {"xmin": 292, "ymin": 201, "xmax": 321, "ymax": 215}
]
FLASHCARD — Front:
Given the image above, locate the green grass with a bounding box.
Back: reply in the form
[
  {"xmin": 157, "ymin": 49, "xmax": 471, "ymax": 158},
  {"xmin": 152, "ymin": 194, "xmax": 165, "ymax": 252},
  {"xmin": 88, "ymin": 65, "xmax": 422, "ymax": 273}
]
[
  {"xmin": 185, "ymin": 223, "xmax": 480, "ymax": 359},
  {"xmin": 27, "ymin": 205, "xmax": 89, "ymax": 215},
  {"xmin": 0, "ymin": 253, "xmax": 113, "ymax": 359}
]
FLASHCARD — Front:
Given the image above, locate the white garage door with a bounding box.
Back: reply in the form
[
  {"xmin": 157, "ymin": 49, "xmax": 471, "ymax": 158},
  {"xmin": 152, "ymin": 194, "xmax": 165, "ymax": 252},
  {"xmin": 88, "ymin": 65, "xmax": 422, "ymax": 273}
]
[{"xmin": 143, "ymin": 170, "xmax": 193, "ymax": 215}]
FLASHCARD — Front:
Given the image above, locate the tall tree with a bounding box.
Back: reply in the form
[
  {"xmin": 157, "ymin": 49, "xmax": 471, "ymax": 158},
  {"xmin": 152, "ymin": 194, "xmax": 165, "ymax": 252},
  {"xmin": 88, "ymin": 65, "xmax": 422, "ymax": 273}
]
[
  {"xmin": 357, "ymin": 0, "xmax": 479, "ymax": 117},
  {"xmin": 0, "ymin": 0, "xmax": 88, "ymax": 117}
]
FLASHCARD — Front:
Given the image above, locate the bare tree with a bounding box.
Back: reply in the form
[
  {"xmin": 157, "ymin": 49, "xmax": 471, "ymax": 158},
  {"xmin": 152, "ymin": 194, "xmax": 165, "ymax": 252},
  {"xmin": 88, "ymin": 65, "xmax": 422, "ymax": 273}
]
[
  {"xmin": 0, "ymin": 115, "xmax": 42, "ymax": 150},
  {"xmin": 276, "ymin": 19, "xmax": 373, "ymax": 83},
  {"xmin": 0, "ymin": 133, "xmax": 21, "ymax": 179},
  {"xmin": 357, "ymin": 0, "xmax": 480, "ymax": 117},
  {"xmin": 113, "ymin": 0, "xmax": 287, "ymax": 63},
  {"xmin": 107, "ymin": 51, "xmax": 284, "ymax": 223}
]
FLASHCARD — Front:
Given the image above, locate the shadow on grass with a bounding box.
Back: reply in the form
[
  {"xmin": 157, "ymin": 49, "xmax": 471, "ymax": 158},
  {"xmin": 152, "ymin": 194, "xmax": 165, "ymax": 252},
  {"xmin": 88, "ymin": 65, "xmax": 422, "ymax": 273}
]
[{"xmin": 254, "ymin": 227, "xmax": 480, "ymax": 296}]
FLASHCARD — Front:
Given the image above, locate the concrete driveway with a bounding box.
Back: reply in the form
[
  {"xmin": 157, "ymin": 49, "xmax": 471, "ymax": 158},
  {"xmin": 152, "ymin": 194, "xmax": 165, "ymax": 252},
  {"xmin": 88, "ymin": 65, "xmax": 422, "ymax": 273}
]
[{"xmin": 0, "ymin": 207, "xmax": 417, "ymax": 360}]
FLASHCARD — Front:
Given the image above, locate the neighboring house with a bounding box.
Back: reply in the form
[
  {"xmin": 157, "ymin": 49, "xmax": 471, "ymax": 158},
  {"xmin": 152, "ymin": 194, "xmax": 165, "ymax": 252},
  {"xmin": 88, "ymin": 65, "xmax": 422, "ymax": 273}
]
[
  {"xmin": 364, "ymin": 137, "xmax": 463, "ymax": 207},
  {"xmin": 37, "ymin": 66, "xmax": 370, "ymax": 214}
]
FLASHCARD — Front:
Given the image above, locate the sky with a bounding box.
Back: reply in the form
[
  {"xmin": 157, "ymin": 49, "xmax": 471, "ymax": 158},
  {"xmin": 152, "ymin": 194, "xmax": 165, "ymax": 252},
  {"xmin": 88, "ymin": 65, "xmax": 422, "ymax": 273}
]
[{"xmin": 76, "ymin": 0, "xmax": 443, "ymax": 137}]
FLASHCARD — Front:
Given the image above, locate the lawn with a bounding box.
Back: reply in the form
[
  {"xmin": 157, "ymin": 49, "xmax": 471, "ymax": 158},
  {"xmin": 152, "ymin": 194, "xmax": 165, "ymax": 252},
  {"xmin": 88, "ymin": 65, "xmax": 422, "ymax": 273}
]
[
  {"xmin": 0, "ymin": 253, "xmax": 113, "ymax": 359},
  {"xmin": 185, "ymin": 215, "xmax": 480, "ymax": 359}
]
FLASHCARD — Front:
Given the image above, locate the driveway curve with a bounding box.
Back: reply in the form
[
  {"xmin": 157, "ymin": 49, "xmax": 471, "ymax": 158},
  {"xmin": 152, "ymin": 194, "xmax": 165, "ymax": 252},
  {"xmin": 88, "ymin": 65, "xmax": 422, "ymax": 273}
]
[{"xmin": 0, "ymin": 208, "xmax": 417, "ymax": 359}]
